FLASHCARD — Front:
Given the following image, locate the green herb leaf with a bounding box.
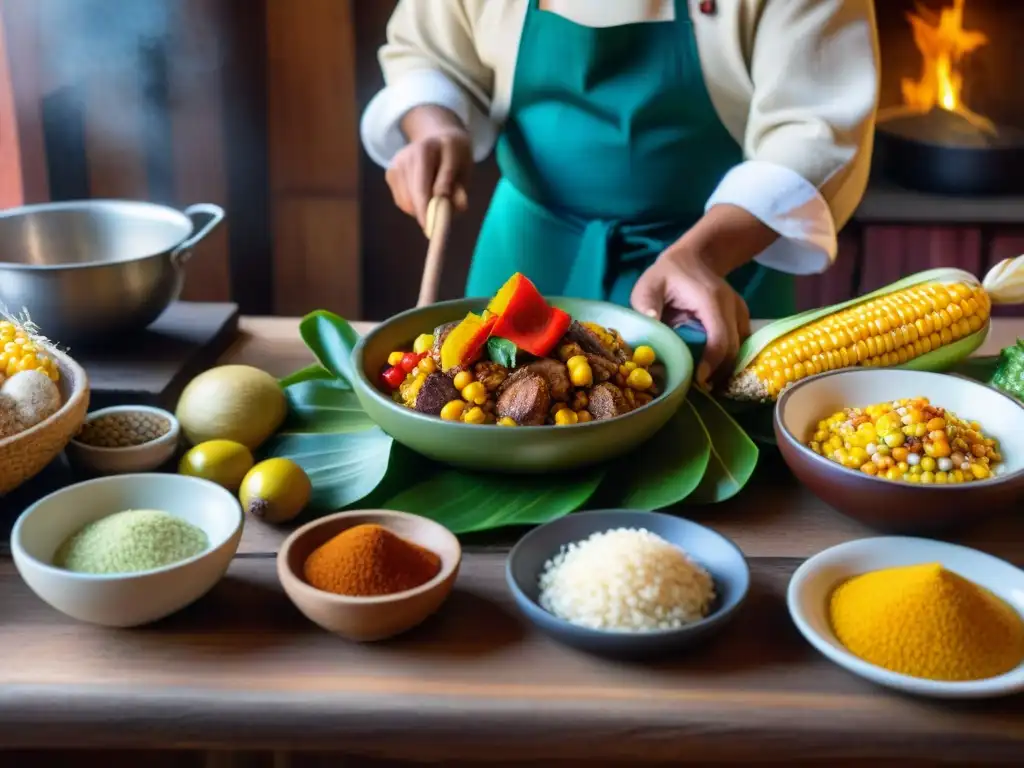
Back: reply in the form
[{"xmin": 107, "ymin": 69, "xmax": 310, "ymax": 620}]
[
  {"xmin": 280, "ymin": 377, "xmax": 376, "ymax": 434},
  {"xmin": 384, "ymin": 467, "xmax": 605, "ymax": 534},
  {"xmin": 261, "ymin": 427, "xmax": 394, "ymax": 514},
  {"xmin": 607, "ymin": 400, "xmax": 711, "ymax": 509},
  {"xmin": 299, "ymin": 310, "xmax": 361, "ymax": 386},
  {"xmin": 687, "ymin": 387, "xmax": 759, "ymax": 504},
  {"xmin": 487, "ymin": 337, "xmax": 517, "ymax": 368}
]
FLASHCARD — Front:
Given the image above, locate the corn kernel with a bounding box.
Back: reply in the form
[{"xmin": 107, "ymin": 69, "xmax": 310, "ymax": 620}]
[
  {"xmin": 463, "ymin": 406, "xmax": 486, "ymax": 425},
  {"xmin": 567, "ymin": 360, "xmax": 593, "ymax": 387},
  {"xmin": 388, "ymin": 351, "xmax": 404, "ymax": 367},
  {"xmin": 566, "ymin": 355, "xmax": 589, "ymax": 371},
  {"xmin": 462, "ymin": 381, "xmax": 488, "ymax": 404},
  {"xmin": 440, "ymin": 400, "xmax": 466, "ymax": 421},
  {"xmin": 497, "ymin": 416, "xmax": 517, "ymax": 427},
  {"xmin": 626, "ymin": 368, "xmax": 653, "ymax": 391},
  {"xmin": 971, "ymin": 462, "xmax": 990, "ymax": 480},
  {"xmin": 554, "ymin": 409, "xmax": 579, "ymax": 426},
  {"xmin": 632, "ymin": 345, "xmax": 656, "ymax": 367},
  {"xmin": 453, "ymin": 371, "xmax": 474, "ymax": 391},
  {"xmin": 418, "ymin": 356, "xmax": 437, "ymax": 374},
  {"xmin": 576, "ymin": 410, "xmax": 592, "ymax": 423},
  {"xmin": 883, "ymin": 431, "xmax": 905, "ymax": 448},
  {"xmin": 919, "ymin": 456, "xmax": 936, "ymax": 472},
  {"xmin": 413, "ymin": 334, "xmax": 435, "ymax": 355}
]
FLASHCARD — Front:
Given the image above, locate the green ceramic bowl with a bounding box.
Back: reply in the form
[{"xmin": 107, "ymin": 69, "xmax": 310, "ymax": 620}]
[{"xmin": 350, "ymin": 298, "xmax": 693, "ymax": 473}]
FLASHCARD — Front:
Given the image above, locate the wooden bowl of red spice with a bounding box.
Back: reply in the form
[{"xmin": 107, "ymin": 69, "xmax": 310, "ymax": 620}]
[{"xmin": 277, "ymin": 509, "xmax": 461, "ymax": 642}]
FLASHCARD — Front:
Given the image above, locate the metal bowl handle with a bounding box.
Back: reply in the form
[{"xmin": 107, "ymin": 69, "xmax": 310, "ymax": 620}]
[{"xmin": 171, "ymin": 204, "xmax": 226, "ymax": 265}]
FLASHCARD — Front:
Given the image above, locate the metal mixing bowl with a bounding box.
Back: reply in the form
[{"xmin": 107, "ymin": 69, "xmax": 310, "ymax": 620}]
[{"xmin": 0, "ymin": 200, "xmax": 224, "ymax": 345}]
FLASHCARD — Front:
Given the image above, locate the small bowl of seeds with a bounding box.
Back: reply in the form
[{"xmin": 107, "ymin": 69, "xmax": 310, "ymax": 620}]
[{"xmin": 66, "ymin": 405, "xmax": 181, "ymax": 475}]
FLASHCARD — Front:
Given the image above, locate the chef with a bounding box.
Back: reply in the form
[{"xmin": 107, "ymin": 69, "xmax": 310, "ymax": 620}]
[{"xmin": 361, "ymin": 0, "xmax": 880, "ymax": 386}]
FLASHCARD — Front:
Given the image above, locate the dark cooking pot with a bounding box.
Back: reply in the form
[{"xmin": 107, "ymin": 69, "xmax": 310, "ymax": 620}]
[{"xmin": 0, "ymin": 200, "xmax": 224, "ymax": 345}]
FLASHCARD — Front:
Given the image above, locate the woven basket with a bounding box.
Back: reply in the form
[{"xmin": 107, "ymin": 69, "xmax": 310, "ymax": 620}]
[{"xmin": 0, "ymin": 349, "xmax": 90, "ymax": 495}]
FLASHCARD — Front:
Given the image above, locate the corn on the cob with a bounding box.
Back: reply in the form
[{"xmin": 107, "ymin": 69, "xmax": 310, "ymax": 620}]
[
  {"xmin": 0, "ymin": 320, "xmax": 60, "ymax": 384},
  {"xmin": 726, "ymin": 281, "xmax": 990, "ymax": 402}
]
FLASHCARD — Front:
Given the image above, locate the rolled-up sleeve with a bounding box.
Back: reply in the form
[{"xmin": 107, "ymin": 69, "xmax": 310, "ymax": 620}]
[
  {"xmin": 360, "ymin": 0, "xmax": 498, "ymax": 168},
  {"xmin": 706, "ymin": 0, "xmax": 880, "ymax": 275}
]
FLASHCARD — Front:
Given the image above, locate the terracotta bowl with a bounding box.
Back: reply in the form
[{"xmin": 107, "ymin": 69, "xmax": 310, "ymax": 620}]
[
  {"xmin": 775, "ymin": 368, "xmax": 1024, "ymax": 533},
  {"xmin": 277, "ymin": 509, "xmax": 462, "ymax": 642}
]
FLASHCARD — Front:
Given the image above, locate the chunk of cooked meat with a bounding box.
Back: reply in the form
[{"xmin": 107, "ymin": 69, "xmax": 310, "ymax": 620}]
[
  {"xmin": 429, "ymin": 322, "xmax": 458, "ymax": 368},
  {"xmin": 557, "ymin": 342, "xmax": 585, "ymax": 362},
  {"xmin": 413, "ymin": 373, "xmax": 460, "ymax": 416},
  {"xmin": 473, "ymin": 360, "xmax": 509, "ymax": 392},
  {"xmin": 563, "ymin": 321, "xmax": 626, "ymax": 363},
  {"xmin": 499, "ymin": 359, "xmax": 571, "ymax": 402},
  {"xmin": 588, "ymin": 382, "xmax": 629, "ymax": 420},
  {"xmin": 607, "ymin": 327, "xmax": 633, "ymax": 361},
  {"xmin": 586, "ymin": 353, "xmax": 618, "ymax": 383},
  {"xmin": 497, "ymin": 373, "xmax": 550, "ymax": 426}
]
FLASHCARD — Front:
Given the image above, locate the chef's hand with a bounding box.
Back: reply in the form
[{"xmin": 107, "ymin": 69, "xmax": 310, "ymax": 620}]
[
  {"xmin": 631, "ymin": 204, "xmax": 779, "ymax": 388},
  {"xmin": 387, "ymin": 106, "xmax": 472, "ymax": 231},
  {"xmin": 631, "ymin": 250, "xmax": 751, "ymax": 388}
]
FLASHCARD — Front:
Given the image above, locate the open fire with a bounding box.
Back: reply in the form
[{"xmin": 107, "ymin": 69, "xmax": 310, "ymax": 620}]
[
  {"xmin": 898, "ymin": 0, "xmax": 994, "ymax": 136},
  {"xmin": 874, "ymin": 0, "xmax": 1024, "ymax": 195}
]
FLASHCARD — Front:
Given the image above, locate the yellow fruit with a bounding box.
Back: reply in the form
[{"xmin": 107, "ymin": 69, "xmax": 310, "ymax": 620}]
[
  {"xmin": 239, "ymin": 458, "xmax": 311, "ymax": 524},
  {"xmin": 175, "ymin": 365, "xmax": 287, "ymax": 449},
  {"xmin": 179, "ymin": 439, "xmax": 254, "ymax": 491}
]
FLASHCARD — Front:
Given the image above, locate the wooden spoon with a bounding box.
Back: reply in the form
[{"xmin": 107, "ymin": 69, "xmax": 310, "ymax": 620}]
[{"xmin": 417, "ymin": 195, "xmax": 454, "ymax": 308}]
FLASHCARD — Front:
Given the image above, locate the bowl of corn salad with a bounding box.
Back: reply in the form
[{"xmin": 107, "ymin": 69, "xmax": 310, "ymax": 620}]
[{"xmin": 774, "ymin": 368, "xmax": 1024, "ymax": 532}]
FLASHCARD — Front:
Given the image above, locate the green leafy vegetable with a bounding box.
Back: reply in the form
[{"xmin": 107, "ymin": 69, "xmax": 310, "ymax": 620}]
[
  {"xmin": 608, "ymin": 400, "xmax": 710, "ymax": 509},
  {"xmin": 988, "ymin": 339, "xmax": 1024, "ymax": 401},
  {"xmin": 261, "ymin": 428, "xmax": 394, "ymax": 514},
  {"xmin": 281, "ymin": 377, "xmax": 376, "ymax": 434},
  {"xmin": 687, "ymin": 387, "xmax": 759, "ymax": 504},
  {"xmin": 266, "ymin": 315, "xmax": 403, "ymax": 515},
  {"xmin": 486, "ymin": 337, "xmax": 517, "ymax": 368},
  {"xmin": 279, "ymin": 364, "xmax": 334, "ymax": 389},
  {"xmin": 299, "ymin": 310, "xmax": 361, "ymax": 385},
  {"xmin": 384, "ymin": 467, "xmax": 605, "ymax": 534}
]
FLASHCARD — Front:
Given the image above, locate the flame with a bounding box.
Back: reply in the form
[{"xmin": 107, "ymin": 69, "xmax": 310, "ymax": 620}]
[{"xmin": 898, "ymin": 0, "xmax": 995, "ymax": 134}]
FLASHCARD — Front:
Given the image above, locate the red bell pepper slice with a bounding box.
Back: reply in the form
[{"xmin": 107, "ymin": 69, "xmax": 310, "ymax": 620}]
[{"xmin": 492, "ymin": 306, "xmax": 571, "ymax": 358}]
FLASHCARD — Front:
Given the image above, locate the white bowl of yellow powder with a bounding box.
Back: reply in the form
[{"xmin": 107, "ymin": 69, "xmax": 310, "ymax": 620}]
[
  {"xmin": 788, "ymin": 536, "xmax": 1024, "ymax": 699},
  {"xmin": 11, "ymin": 473, "xmax": 243, "ymax": 627}
]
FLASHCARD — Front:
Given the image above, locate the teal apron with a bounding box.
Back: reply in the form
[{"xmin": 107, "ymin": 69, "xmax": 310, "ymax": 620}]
[{"xmin": 465, "ymin": 0, "xmax": 795, "ymax": 345}]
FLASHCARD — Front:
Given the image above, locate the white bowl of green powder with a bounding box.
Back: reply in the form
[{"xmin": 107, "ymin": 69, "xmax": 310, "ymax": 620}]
[{"xmin": 11, "ymin": 473, "xmax": 243, "ymax": 627}]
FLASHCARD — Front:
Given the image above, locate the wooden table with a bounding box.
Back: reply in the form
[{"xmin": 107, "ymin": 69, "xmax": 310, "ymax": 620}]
[{"xmin": 4, "ymin": 317, "xmax": 1024, "ymax": 766}]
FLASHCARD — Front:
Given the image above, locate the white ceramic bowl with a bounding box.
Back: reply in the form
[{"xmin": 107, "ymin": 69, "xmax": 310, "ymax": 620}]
[
  {"xmin": 11, "ymin": 473, "xmax": 243, "ymax": 627},
  {"xmin": 66, "ymin": 405, "xmax": 181, "ymax": 474},
  {"xmin": 788, "ymin": 536, "xmax": 1024, "ymax": 698}
]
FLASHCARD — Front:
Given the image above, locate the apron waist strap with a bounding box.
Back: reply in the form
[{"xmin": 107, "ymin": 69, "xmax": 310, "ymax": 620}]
[{"xmin": 500, "ymin": 178, "xmax": 686, "ymax": 300}]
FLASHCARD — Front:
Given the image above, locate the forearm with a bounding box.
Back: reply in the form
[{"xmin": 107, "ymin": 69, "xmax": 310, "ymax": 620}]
[
  {"xmin": 668, "ymin": 204, "xmax": 779, "ymax": 276},
  {"xmin": 400, "ymin": 105, "xmax": 468, "ymax": 143}
]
